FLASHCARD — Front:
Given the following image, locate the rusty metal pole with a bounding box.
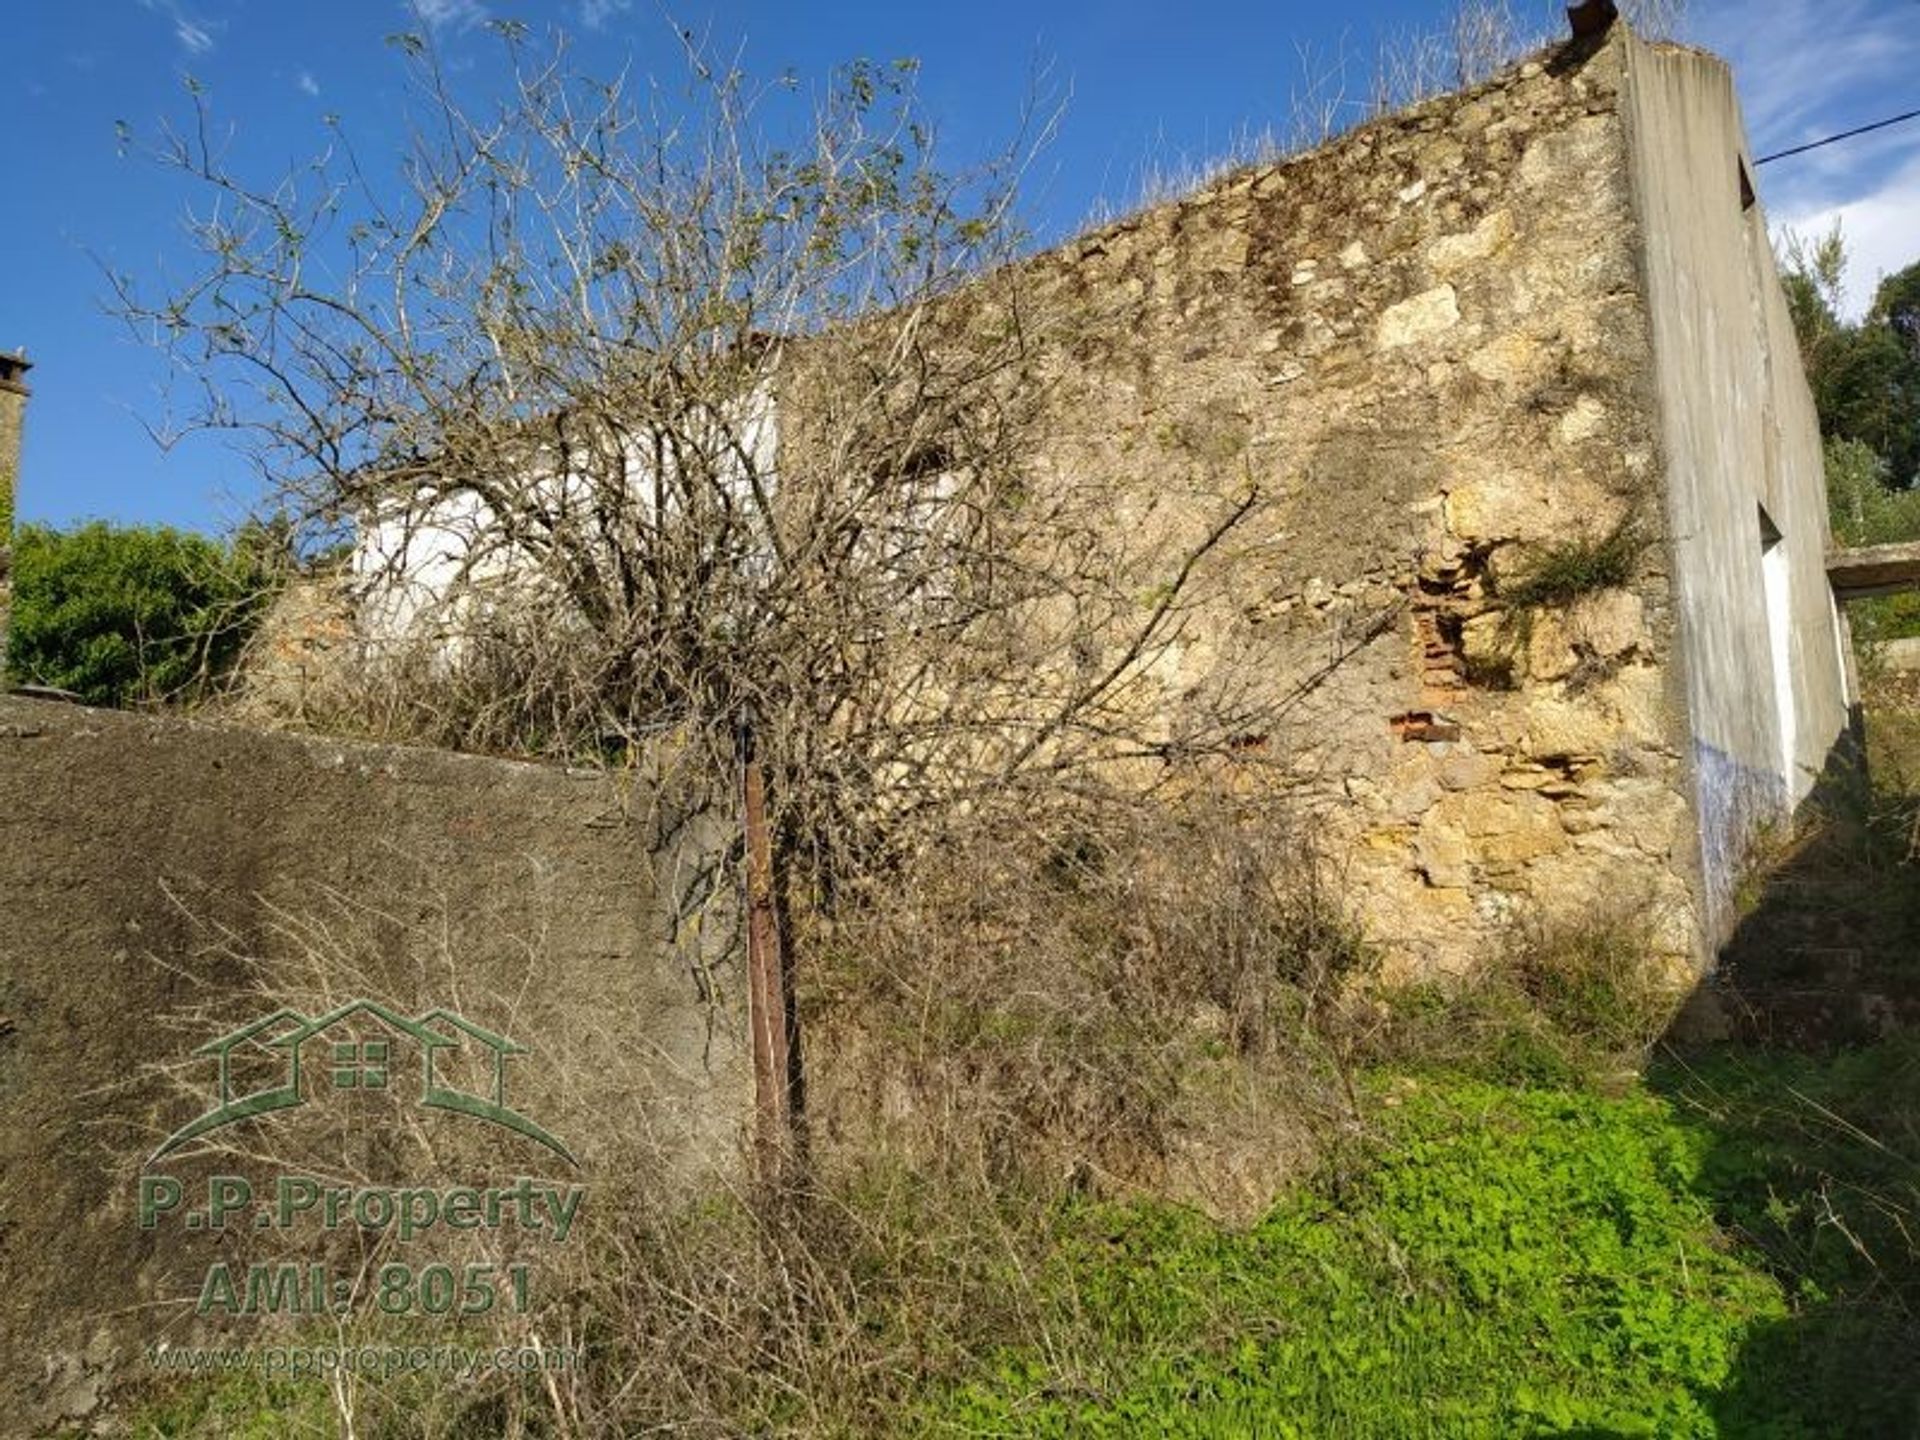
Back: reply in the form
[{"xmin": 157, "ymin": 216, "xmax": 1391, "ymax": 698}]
[{"xmin": 738, "ymin": 713, "xmax": 792, "ymax": 1186}]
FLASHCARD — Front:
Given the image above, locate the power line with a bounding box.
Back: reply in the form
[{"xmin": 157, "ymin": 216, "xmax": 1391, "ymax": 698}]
[{"xmin": 1756, "ymin": 106, "xmax": 1920, "ymax": 166}]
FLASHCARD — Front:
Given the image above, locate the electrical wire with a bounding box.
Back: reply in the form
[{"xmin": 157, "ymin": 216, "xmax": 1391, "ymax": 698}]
[{"xmin": 1756, "ymin": 106, "xmax": 1920, "ymax": 165}]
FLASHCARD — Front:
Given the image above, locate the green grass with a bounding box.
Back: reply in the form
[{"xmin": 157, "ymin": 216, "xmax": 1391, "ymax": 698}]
[
  {"xmin": 119, "ymin": 1373, "xmax": 335, "ymax": 1439},
  {"xmin": 114, "ymin": 1052, "xmax": 1920, "ymax": 1440},
  {"xmin": 925, "ymin": 1076, "xmax": 1795, "ymax": 1438}
]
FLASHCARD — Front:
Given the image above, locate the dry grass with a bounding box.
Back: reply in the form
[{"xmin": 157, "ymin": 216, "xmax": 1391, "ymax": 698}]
[
  {"xmin": 118, "ymin": 869, "xmax": 750, "ymax": 1439},
  {"xmin": 1083, "ymin": 0, "xmax": 1690, "ymax": 226},
  {"xmin": 117, "ymin": 777, "xmax": 1387, "ymax": 1437},
  {"xmin": 549, "ymin": 783, "xmax": 1382, "ymax": 1434},
  {"xmin": 114, "ymin": 775, "xmax": 1743, "ymax": 1437},
  {"xmin": 1349, "ymin": 904, "xmax": 1678, "ymax": 1089},
  {"xmin": 802, "ymin": 784, "xmax": 1373, "ymax": 1203},
  {"xmin": 1867, "ymin": 671, "xmax": 1920, "ymax": 861}
]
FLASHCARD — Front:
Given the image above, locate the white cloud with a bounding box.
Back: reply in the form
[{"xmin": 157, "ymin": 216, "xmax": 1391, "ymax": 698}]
[
  {"xmin": 1773, "ymin": 152, "xmax": 1920, "ymax": 319},
  {"xmin": 137, "ymin": 0, "xmax": 218, "ymax": 55},
  {"xmin": 1695, "ymin": 0, "xmax": 1915, "ymax": 152},
  {"xmin": 409, "ymin": 0, "xmax": 488, "ymax": 30},
  {"xmin": 175, "ymin": 17, "xmax": 213, "ymax": 52},
  {"xmin": 580, "ymin": 0, "xmax": 632, "ymax": 27},
  {"xmin": 1694, "ymin": 0, "xmax": 1920, "ymax": 319},
  {"xmin": 296, "ymin": 70, "xmax": 320, "ymax": 97}
]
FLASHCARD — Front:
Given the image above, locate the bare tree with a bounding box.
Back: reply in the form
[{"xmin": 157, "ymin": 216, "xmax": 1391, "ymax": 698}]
[{"xmin": 113, "ymin": 23, "xmax": 1279, "ymax": 937}]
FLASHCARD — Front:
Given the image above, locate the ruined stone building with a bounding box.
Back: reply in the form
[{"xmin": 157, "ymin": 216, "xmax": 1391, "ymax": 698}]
[
  {"xmin": 6, "ymin": 15, "xmax": 1877, "ymax": 1426},
  {"xmin": 347, "ymin": 21, "xmax": 1850, "ymax": 981},
  {"xmin": 964, "ymin": 23, "xmax": 1854, "ymax": 979}
]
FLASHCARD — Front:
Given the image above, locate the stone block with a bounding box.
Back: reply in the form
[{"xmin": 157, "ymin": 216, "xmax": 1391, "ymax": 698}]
[
  {"xmin": 1427, "ymin": 209, "xmax": 1513, "ymax": 273},
  {"xmin": 1377, "ymin": 284, "xmax": 1460, "ymax": 348}
]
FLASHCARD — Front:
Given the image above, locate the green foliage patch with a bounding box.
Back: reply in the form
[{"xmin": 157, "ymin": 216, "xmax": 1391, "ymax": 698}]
[
  {"xmin": 5, "ymin": 521, "xmax": 279, "ymax": 706},
  {"xmin": 115, "ymin": 1371, "xmax": 335, "ymax": 1439},
  {"xmin": 1824, "ymin": 436, "xmax": 1920, "ymax": 646},
  {"xmin": 1786, "ymin": 236, "xmax": 1920, "ymax": 642},
  {"xmin": 929, "ymin": 1079, "xmax": 1790, "ymax": 1438},
  {"xmin": 1784, "ymin": 237, "xmax": 1920, "ymax": 489}
]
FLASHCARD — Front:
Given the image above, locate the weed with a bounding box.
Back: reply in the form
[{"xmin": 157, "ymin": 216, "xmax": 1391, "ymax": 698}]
[
  {"xmin": 1508, "ymin": 909, "xmax": 1672, "ymax": 1051},
  {"xmin": 1458, "ymin": 646, "xmax": 1518, "ymax": 690},
  {"xmin": 1497, "ymin": 515, "xmax": 1646, "ymax": 614},
  {"xmin": 1714, "ymin": 676, "xmax": 1920, "ymax": 1045},
  {"xmin": 117, "ymin": 1373, "xmax": 335, "ymax": 1439},
  {"xmin": 807, "ymin": 785, "xmax": 1372, "ymax": 1193},
  {"xmin": 1350, "ymin": 906, "xmax": 1674, "ymax": 1088},
  {"xmin": 1651, "ymin": 1037, "xmax": 1920, "ymax": 1437}
]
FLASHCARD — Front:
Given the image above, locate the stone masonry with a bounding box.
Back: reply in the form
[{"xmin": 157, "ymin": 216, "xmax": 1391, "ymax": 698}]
[{"xmin": 880, "ymin": 23, "xmax": 1849, "ymax": 978}]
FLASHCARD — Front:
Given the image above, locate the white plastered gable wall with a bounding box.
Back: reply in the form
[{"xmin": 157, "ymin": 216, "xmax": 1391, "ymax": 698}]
[{"xmin": 349, "ymin": 381, "xmax": 782, "ymax": 659}]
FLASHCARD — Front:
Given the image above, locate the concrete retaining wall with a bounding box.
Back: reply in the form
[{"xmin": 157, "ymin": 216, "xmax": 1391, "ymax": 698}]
[{"xmin": 0, "ymin": 696, "xmax": 744, "ymax": 1430}]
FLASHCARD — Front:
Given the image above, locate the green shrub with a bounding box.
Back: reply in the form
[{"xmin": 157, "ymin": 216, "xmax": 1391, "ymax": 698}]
[
  {"xmin": 4, "ymin": 521, "xmax": 278, "ymax": 706},
  {"xmin": 114, "ymin": 1371, "xmax": 334, "ymax": 1439},
  {"xmin": 1498, "ymin": 516, "xmax": 1645, "ymax": 613}
]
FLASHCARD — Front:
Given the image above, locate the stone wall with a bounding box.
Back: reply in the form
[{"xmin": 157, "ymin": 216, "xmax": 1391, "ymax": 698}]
[
  {"xmin": 0, "ymin": 695, "xmax": 744, "ymax": 1430},
  {"xmin": 829, "ymin": 24, "xmax": 1844, "ymax": 977},
  {"xmin": 942, "ymin": 29, "xmax": 1699, "ymax": 977}
]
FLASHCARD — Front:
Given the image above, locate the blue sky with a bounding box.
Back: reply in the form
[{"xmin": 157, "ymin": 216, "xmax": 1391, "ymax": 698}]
[{"xmin": 3, "ymin": 0, "xmax": 1917, "ymax": 533}]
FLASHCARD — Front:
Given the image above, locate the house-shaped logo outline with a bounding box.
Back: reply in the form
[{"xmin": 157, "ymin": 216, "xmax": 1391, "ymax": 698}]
[{"xmin": 149, "ymin": 998, "xmax": 576, "ymax": 1166}]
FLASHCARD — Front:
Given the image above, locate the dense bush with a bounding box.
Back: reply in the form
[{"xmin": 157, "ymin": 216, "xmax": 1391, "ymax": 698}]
[
  {"xmin": 1825, "ymin": 435, "xmax": 1920, "ymax": 548},
  {"xmin": 5, "ymin": 521, "xmax": 279, "ymax": 706},
  {"xmin": 1785, "ymin": 235, "xmax": 1920, "ymax": 645},
  {"xmin": 1784, "ymin": 239, "xmax": 1920, "ymax": 489},
  {"xmin": 804, "ymin": 789, "xmax": 1374, "ymax": 1190}
]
